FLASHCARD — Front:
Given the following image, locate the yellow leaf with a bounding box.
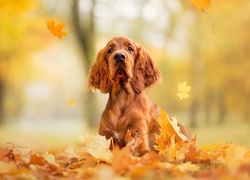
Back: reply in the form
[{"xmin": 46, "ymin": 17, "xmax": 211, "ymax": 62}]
[
  {"xmin": 225, "ymin": 145, "xmax": 247, "ymax": 169},
  {"xmin": 177, "ymin": 81, "xmax": 191, "ymax": 100},
  {"xmin": 47, "ymin": 20, "xmax": 67, "ymax": 39},
  {"xmin": 189, "ymin": 0, "xmax": 211, "ymax": 11},
  {"xmin": 43, "ymin": 152, "xmax": 60, "ymax": 166},
  {"xmin": 78, "ymin": 133, "xmax": 113, "ymax": 163},
  {"xmin": 154, "ymin": 110, "xmax": 191, "ymax": 154},
  {"xmin": 175, "ymin": 161, "xmax": 200, "ymax": 173},
  {"xmin": 68, "ymin": 98, "xmax": 75, "ymax": 107},
  {"xmin": 199, "ymin": 143, "xmax": 250, "ymax": 169}
]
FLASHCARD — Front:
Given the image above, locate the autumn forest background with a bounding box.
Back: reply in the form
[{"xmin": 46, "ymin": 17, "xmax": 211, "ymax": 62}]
[{"xmin": 0, "ymin": 0, "xmax": 250, "ymax": 149}]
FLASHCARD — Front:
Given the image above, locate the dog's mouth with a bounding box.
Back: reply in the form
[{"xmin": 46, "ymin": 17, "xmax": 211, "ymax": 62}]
[
  {"xmin": 110, "ymin": 62, "xmax": 132, "ymax": 82},
  {"xmin": 115, "ymin": 68, "xmax": 127, "ymax": 79}
]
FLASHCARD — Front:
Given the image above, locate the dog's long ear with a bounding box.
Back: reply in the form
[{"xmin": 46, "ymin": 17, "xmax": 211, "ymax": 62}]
[
  {"xmin": 130, "ymin": 46, "xmax": 161, "ymax": 93},
  {"xmin": 88, "ymin": 48, "xmax": 112, "ymax": 93}
]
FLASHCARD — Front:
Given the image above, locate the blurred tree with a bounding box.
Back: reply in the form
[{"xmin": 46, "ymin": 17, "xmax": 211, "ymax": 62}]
[
  {"xmin": 194, "ymin": 0, "xmax": 250, "ymax": 124},
  {"xmin": 0, "ymin": 0, "xmax": 43, "ymax": 124},
  {"xmin": 189, "ymin": 15, "xmax": 203, "ymax": 128},
  {"xmin": 0, "ymin": 0, "xmax": 47, "ymax": 123},
  {"xmin": 71, "ymin": 0, "xmax": 98, "ymax": 127}
]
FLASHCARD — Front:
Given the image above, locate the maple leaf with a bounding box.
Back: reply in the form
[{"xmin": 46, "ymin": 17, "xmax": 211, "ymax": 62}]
[
  {"xmin": 43, "ymin": 151, "xmax": 60, "ymax": 167},
  {"xmin": 67, "ymin": 98, "xmax": 75, "ymax": 107},
  {"xmin": 154, "ymin": 110, "xmax": 190, "ymax": 152},
  {"xmin": 189, "ymin": 0, "xmax": 211, "ymax": 11},
  {"xmin": 78, "ymin": 133, "xmax": 113, "ymax": 163},
  {"xmin": 47, "ymin": 20, "xmax": 67, "ymax": 39},
  {"xmin": 177, "ymin": 81, "xmax": 191, "ymax": 100},
  {"xmin": 154, "ymin": 110, "xmax": 194, "ymax": 161}
]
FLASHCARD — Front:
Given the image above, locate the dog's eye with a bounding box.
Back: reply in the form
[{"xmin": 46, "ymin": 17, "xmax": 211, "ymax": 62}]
[
  {"xmin": 128, "ymin": 46, "xmax": 134, "ymax": 52},
  {"xmin": 107, "ymin": 47, "xmax": 113, "ymax": 54}
]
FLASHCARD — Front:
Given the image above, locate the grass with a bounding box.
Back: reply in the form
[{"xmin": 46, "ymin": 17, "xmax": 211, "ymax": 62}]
[
  {"xmin": 1, "ymin": 118, "xmax": 249, "ymax": 149},
  {"xmin": 191, "ymin": 120, "xmax": 250, "ymax": 148}
]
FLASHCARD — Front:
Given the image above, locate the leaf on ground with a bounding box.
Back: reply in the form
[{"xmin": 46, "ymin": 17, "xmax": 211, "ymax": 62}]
[
  {"xmin": 185, "ymin": 135, "xmax": 199, "ymax": 162},
  {"xmin": 29, "ymin": 154, "xmax": 45, "ymax": 165},
  {"xmin": 154, "ymin": 110, "xmax": 196, "ymax": 162},
  {"xmin": 43, "ymin": 151, "xmax": 60, "ymax": 167},
  {"xmin": 112, "ymin": 147, "xmax": 160, "ymax": 178},
  {"xmin": 198, "ymin": 143, "xmax": 250, "ymax": 168},
  {"xmin": 111, "ymin": 146, "xmax": 138, "ymax": 173},
  {"xmin": 0, "ymin": 147, "xmax": 12, "ymax": 162},
  {"xmin": 175, "ymin": 161, "xmax": 200, "ymax": 173},
  {"xmin": 154, "ymin": 110, "xmax": 192, "ymax": 152},
  {"xmin": 78, "ymin": 133, "xmax": 113, "ymax": 163},
  {"xmin": 1, "ymin": 138, "xmax": 250, "ymax": 179},
  {"xmin": 225, "ymin": 145, "xmax": 247, "ymax": 169}
]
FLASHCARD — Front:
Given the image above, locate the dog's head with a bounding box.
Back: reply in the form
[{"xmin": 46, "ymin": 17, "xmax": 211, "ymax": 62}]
[{"xmin": 88, "ymin": 36, "xmax": 161, "ymax": 93}]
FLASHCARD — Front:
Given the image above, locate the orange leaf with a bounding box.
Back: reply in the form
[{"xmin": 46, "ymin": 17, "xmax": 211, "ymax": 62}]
[
  {"xmin": 189, "ymin": 0, "xmax": 211, "ymax": 11},
  {"xmin": 29, "ymin": 154, "xmax": 45, "ymax": 165},
  {"xmin": 111, "ymin": 146, "xmax": 138, "ymax": 173},
  {"xmin": 47, "ymin": 20, "xmax": 67, "ymax": 39},
  {"xmin": 154, "ymin": 110, "xmax": 191, "ymax": 154}
]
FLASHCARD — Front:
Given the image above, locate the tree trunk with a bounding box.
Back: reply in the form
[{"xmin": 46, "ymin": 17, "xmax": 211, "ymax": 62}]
[
  {"xmin": 189, "ymin": 46, "xmax": 202, "ymax": 128},
  {"xmin": 189, "ymin": 15, "xmax": 203, "ymax": 128},
  {"xmin": 204, "ymin": 90, "xmax": 213, "ymax": 124},
  {"xmin": 218, "ymin": 92, "xmax": 226, "ymax": 124},
  {"xmin": 72, "ymin": 0, "xmax": 99, "ymax": 128}
]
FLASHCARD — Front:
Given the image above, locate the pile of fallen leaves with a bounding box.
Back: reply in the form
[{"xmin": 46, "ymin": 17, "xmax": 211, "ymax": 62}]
[{"xmin": 1, "ymin": 110, "xmax": 250, "ymax": 179}]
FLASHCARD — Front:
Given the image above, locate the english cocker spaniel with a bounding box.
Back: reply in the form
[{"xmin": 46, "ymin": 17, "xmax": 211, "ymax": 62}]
[{"xmin": 88, "ymin": 36, "xmax": 162, "ymax": 156}]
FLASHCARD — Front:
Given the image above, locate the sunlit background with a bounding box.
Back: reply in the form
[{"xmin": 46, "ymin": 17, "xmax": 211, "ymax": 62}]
[{"xmin": 0, "ymin": 0, "xmax": 249, "ymax": 148}]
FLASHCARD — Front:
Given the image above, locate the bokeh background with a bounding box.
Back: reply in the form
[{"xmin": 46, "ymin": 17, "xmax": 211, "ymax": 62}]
[{"xmin": 0, "ymin": 0, "xmax": 249, "ymax": 148}]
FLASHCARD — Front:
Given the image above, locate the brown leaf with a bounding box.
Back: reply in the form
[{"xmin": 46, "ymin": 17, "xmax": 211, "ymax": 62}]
[
  {"xmin": 0, "ymin": 147, "xmax": 12, "ymax": 162},
  {"xmin": 29, "ymin": 154, "xmax": 45, "ymax": 165},
  {"xmin": 185, "ymin": 135, "xmax": 199, "ymax": 162}
]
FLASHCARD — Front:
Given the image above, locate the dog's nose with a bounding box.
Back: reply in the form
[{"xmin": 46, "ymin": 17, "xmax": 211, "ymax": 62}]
[{"xmin": 114, "ymin": 52, "xmax": 126, "ymax": 62}]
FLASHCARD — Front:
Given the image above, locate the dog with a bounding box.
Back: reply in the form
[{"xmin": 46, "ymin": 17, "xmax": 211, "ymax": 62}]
[{"xmin": 88, "ymin": 36, "xmax": 162, "ymax": 156}]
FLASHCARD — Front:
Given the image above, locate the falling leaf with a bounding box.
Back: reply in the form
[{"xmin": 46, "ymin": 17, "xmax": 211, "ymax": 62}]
[
  {"xmin": 47, "ymin": 20, "xmax": 67, "ymax": 39},
  {"xmin": 177, "ymin": 81, "xmax": 191, "ymax": 100},
  {"xmin": 67, "ymin": 98, "xmax": 75, "ymax": 107},
  {"xmin": 189, "ymin": 0, "xmax": 211, "ymax": 11}
]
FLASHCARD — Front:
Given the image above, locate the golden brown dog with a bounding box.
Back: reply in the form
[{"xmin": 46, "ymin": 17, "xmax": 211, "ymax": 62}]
[{"xmin": 88, "ymin": 36, "xmax": 162, "ymax": 156}]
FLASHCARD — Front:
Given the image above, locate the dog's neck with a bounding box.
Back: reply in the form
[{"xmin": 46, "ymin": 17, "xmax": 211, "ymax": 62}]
[{"xmin": 111, "ymin": 78, "xmax": 134, "ymax": 96}]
